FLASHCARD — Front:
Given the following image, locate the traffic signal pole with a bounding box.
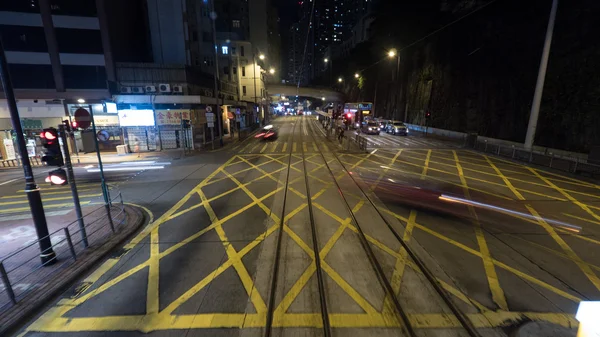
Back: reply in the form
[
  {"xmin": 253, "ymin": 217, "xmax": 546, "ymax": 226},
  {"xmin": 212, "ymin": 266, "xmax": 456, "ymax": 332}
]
[
  {"xmin": 0, "ymin": 39, "xmax": 56, "ymax": 265},
  {"xmin": 58, "ymin": 124, "xmax": 88, "ymax": 248},
  {"xmin": 88, "ymin": 105, "xmax": 114, "ymax": 230}
]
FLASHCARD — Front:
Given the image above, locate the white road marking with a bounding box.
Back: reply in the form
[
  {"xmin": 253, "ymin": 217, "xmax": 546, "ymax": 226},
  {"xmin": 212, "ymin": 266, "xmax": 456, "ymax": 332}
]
[{"xmin": 0, "ymin": 178, "xmax": 19, "ymax": 186}]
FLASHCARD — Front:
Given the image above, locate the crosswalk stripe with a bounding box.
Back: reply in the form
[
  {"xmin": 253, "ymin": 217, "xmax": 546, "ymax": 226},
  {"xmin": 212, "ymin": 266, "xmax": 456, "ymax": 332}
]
[
  {"xmin": 0, "ymin": 193, "xmax": 102, "ymax": 206},
  {"xmin": 2, "ymin": 188, "xmax": 97, "ymax": 199},
  {"xmin": 0, "ymin": 201, "xmax": 92, "ymax": 214}
]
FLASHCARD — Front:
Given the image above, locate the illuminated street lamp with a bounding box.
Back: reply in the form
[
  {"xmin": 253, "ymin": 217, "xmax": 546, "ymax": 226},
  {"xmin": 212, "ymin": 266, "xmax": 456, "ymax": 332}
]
[
  {"xmin": 354, "ymin": 73, "xmax": 360, "ymax": 78},
  {"xmin": 269, "ymin": 68, "xmax": 275, "ymax": 74},
  {"xmin": 259, "ymin": 54, "xmax": 265, "ymax": 60},
  {"xmin": 322, "ymin": 97, "xmax": 326, "ymax": 101},
  {"xmin": 338, "ymin": 77, "xmax": 343, "ymax": 82},
  {"xmin": 324, "ymin": 58, "xmax": 329, "ymax": 63},
  {"xmin": 388, "ymin": 49, "xmax": 397, "ymax": 58}
]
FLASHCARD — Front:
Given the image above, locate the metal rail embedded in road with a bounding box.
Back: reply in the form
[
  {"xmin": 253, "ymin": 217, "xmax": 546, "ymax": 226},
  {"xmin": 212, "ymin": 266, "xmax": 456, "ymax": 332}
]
[
  {"xmin": 305, "ymin": 117, "xmax": 483, "ymax": 337},
  {"xmin": 299, "ymin": 117, "xmax": 332, "ymax": 336},
  {"xmin": 264, "ymin": 118, "xmax": 298, "ymax": 337}
]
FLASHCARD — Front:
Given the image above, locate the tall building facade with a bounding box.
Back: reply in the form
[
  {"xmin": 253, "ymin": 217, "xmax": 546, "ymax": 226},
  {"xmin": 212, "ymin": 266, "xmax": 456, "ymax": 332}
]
[
  {"xmin": 286, "ymin": 0, "xmax": 374, "ymax": 84},
  {"xmin": 0, "ymin": 0, "xmax": 114, "ymax": 96}
]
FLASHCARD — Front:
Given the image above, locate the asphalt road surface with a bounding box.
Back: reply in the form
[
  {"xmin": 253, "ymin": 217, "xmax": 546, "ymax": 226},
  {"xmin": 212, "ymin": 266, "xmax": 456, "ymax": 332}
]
[{"xmin": 11, "ymin": 116, "xmax": 600, "ymax": 336}]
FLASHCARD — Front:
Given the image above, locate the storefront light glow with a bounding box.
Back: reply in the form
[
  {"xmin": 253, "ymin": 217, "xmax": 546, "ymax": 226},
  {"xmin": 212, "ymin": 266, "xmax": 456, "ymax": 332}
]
[{"xmin": 118, "ymin": 109, "xmax": 155, "ymax": 126}]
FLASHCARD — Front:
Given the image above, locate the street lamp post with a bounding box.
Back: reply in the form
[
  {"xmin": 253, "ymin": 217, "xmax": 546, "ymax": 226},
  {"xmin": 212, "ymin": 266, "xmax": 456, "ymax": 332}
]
[
  {"xmin": 0, "ymin": 38, "xmax": 56, "ymax": 265},
  {"xmin": 388, "ymin": 49, "xmax": 401, "ymax": 119},
  {"xmin": 524, "ymin": 0, "xmax": 559, "ymax": 151}
]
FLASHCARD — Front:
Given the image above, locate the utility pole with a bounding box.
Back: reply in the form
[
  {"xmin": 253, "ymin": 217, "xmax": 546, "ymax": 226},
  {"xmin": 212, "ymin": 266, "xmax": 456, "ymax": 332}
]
[
  {"xmin": 0, "ymin": 38, "xmax": 56, "ymax": 264},
  {"xmin": 524, "ymin": 0, "xmax": 558, "ymax": 151}
]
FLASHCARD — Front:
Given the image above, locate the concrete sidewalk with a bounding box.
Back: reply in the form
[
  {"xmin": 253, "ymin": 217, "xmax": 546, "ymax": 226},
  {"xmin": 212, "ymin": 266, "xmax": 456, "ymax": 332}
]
[{"xmin": 0, "ymin": 203, "xmax": 146, "ymax": 335}]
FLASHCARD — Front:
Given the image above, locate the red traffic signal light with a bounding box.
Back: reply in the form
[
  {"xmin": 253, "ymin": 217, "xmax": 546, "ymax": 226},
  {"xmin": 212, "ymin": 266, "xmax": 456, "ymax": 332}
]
[
  {"xmin": 41, "ymin": 128, "xmax": 64, "ymax": 167},
  {"xmin": 45, "ymin": 168, "xmax": 68, "ymax": 185},
  {"xmin": 41, "ymin": 129, "xmax": 57, "ymax": 142},
  {"xmin": 346, "ymin": 113, "xmax": 352, "ymax": 118}
]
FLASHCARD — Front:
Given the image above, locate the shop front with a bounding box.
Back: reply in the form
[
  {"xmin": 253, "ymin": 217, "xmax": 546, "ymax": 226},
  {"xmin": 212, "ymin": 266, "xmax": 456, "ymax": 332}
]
[
  {"xmin": 117, "ymin": 106, "xmax": 157, "ymax": 152},
  {"xmin": 155, "ymin": 109, "xmax": 193, "ymax": 150}
]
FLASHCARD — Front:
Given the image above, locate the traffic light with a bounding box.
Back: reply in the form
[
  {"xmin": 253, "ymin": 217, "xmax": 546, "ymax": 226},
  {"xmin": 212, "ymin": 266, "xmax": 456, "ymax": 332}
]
[
  {"xmin": 182, "ymin": 119, "xmax": 191, "ymax": 129},
  {"xmin": 40, "ymin": 128, "xmax": 64, "ymax": 167},
  {"xmin": 62, "ymin": 120, "xmax": 72, "ymax": 132},
  {"xmin": 425, "ymin": 112, "xmax": 431, "ymax": 119},
  {"xmin": 45, "ymin": 168, "xmax": 68, "ymax": 186}
]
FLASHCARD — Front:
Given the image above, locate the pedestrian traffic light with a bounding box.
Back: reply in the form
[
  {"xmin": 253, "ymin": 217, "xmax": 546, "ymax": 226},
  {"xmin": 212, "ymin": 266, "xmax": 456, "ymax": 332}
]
[
  {"xmin": 40, "ymin": 128, "xmax": 64, "ymax": 167},
  {"xmin": 45, "ymin": 168, "xmax": 68, "ymax": 185},
  {"xmin": 182, "ymin": 119, "xmax": 191, "ymax": 129}
]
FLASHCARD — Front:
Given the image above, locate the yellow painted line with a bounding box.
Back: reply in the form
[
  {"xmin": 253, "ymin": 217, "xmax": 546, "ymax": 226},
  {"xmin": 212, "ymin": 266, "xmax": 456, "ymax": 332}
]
[
  {"xmin": 249, "ymin": 143, "xmax": 262, "ymax": 153},
  {"xmin": 421, "ymin": 150, "xmax": 431, "ymax": 179},
  {"xmin": 293, "ymin": 142, "xmax": 297, "ymax": 152},
  {"xmin": 23, "ymin": 311, "xmax": 578, "ymax": 331},
  {"xmin": 271, "ymin": 142, "xmax": 278, "ymax": 152},
  {"xmin": 198, "ymin": 187, "xmax": 267, "ymax": 314},
  {"xmin": 282, "ymin": 143, "xmax": 288, "ymax": 152},
  {"xmin": 0, "ymin": 201, "xmax": 92, "ymax": 214},
  {"xmin": 312, "ymin": 142, "xmax": 318, "ymax": 151},
  {"xmin": 563, "ymin": 212, "xmax": 600, "ymax": 226},
  {"xmin": 530, "ymin": 167, "xmax": 600, "ymax": 223},
  {"xmin": 147, "ymin": 228, "xmax": 159, "ymax": 314},
  {"xmin": 0, "ymin": 193, "xmax": 101, "ymax": 206},
  {"xmin": 343, "ymin": 153, "xmax": 514, "ymax": 201},
  {"xmin": 404, "ymin": 212, "xmax": 582, "ymax": 303},
  {"xmin": 302, "ymin": 142, "xmax": 308, "ymax": 152},
  {"xmin": 260, "ymin": 143, "xmax": 268, "ymax": 153},
  {"xmin": 322, "ymin": 144, "xmax": 329, "ymax": 152},
  {"xmin": 556, "ymin": 227, "xmax": 600, "ymax": 246},
  {"xmin": 123, "ymin": 156, "xmax": 238, "ymax": 250},
  {"xmin": 384, "ymin": 210, "xmax": 417, "ymax": 311},
  {"xmin": 453, "ymin": 151, "xmax": 508, "ymax": 311}
]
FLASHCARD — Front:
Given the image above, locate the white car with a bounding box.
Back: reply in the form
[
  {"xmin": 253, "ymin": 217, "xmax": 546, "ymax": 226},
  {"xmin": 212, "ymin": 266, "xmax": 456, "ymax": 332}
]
[{"xmin": 387, "ymin": 121, "xmax": 409, "ymax": 136}]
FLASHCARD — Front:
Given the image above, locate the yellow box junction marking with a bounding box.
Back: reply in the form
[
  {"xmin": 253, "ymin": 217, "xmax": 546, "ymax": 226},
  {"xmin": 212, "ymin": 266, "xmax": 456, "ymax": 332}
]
[
  {"xmin": 453, "ymin": 151, "xmax": 508, "ymax": 311},
  {"xmin": 21, "ymin": 150, "xmax": 588, "ymax": 334}
]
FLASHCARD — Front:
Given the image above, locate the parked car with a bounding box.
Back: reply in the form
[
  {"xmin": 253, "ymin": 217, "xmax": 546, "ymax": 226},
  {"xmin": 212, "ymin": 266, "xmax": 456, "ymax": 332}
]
[
  {"xmin": 361, "ymin": 121, "xmax": 380, "ymax": 135},
  {"xmin": 386, "ymin": 121, "xmax": 409, "ymax": 136}
]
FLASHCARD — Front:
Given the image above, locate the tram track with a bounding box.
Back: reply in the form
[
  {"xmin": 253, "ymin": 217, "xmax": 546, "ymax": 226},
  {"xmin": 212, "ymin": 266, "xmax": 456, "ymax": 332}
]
[{"xmin": 305, "ymin": 116, "xmax": 482, "ymax": 337}]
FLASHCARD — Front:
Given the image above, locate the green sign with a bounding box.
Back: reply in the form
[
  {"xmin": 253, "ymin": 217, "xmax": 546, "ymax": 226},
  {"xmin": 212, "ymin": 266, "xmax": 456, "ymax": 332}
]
[{"xmin": 21, "ymin": 119, "xmax": 43, "ymax": 130}]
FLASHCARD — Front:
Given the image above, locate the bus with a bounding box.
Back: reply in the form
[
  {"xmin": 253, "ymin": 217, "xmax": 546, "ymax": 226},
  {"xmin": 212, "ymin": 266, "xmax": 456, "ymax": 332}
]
[{"xmin": 343, "ymin": 102, "xmax": 373, "ymax": 129}]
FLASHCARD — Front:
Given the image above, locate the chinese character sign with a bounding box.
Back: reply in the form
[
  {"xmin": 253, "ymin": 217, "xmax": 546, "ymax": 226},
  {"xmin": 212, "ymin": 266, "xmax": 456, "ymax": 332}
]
[{"xmin": 155, "ymin": 110, "xmax": 191, "ymax": 125}]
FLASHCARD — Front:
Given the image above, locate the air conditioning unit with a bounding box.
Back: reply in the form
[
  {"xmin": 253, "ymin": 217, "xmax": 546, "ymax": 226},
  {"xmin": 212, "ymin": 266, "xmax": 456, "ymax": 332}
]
[
  {"xmin": 120, "ymin": 86, "xmax": 132, "ymax": 94},
  {"xmin": 145, "ymin": 85, "xmax": 157, "ymax": 93},
  {"xmin": 132, "ymin": 86, "xmax": 144, "ymax": 94},
  {"xmin": 158, "ymin": 83, "xmax": 171, "ymax": 93},
  {"xmin": 172, "ymin": 85, "xmax": 183, "ymax": 93}
]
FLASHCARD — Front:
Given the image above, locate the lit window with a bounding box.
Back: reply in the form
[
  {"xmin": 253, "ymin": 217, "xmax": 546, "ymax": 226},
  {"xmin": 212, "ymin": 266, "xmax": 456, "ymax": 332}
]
[
  {"xmin": 233, "ymin": 20, "xmax": 240, "ymax": 28},
  {"xmin": 222, "ymin": 46, "xmax": 229, "ymax": 54}
]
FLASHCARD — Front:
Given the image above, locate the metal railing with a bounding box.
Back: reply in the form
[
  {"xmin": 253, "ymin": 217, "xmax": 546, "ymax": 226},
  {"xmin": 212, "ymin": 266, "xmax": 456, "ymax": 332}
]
[
  {"xmin": 475, "ymin": 140, "xmax": 600, "ymax": 177},
  {"xmin": 0, "ymin": 188, "xmax": 127, "ymax": 313}
]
